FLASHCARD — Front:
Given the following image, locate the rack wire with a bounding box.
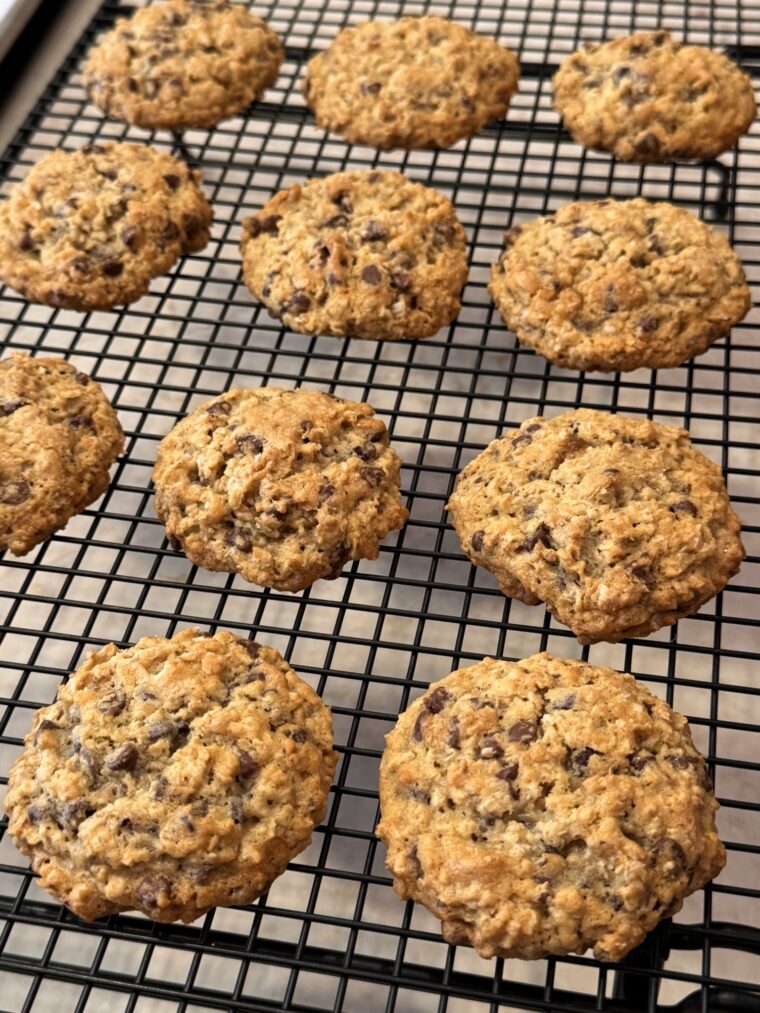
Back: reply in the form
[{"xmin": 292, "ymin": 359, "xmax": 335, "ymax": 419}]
[{"xmin": 0, "ymin": 0, "xmax": 759, "ymax": 1010}]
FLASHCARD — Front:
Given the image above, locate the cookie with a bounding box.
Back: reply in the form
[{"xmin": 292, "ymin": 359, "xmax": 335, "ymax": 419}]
[
  {"xmin": 377, "ymin": 652, "xmax": 725, "ymax": 961},
  {"xmin": 240, "ymin": 170, "xmax": 468, "ymax": 341},
  {"xmin": 0, "ymin": 353, "xmax": 124, "ymax": 556},
  {"xmin": 553, "ymin": 31, "xmax": 756, "ymax": 162},
  {"xmin": 489, "ymin": 199, "xmax": 751, "ymax": 372},
  {"xmin": 153, "ymin": 387, "xmax": 408, "ymax": 591},
  {"xmin": 0, "ymin": 142, "xmax": 212, "ymax": 310},
  {"xmin": 446, "ymin": 409, "xmax": 744, "ymax": 643},
  {"xmin": 83, "ymin": 0, "xmax": 283, "ymax": 130},
  {"xmin": 302, "ymin": 16, "xmax": 519, "ymax": 149},
  {"xmin": 5, "ymin": 628, "xmax": 337, "ymax": 922}
]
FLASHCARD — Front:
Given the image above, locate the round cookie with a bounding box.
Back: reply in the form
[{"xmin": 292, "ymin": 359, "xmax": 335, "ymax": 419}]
[
  {"xmin": 0, "ymin": 353, "xmax": 124, "ymax": 556},
  {"xmin": 302, "ymin": 16, "xmax": 519, "ymax": 149},
  {"xmin": 377, "ymin": 652, "xmax": 725, "ymax": 962},
  {"xmin": 488, "ymin": 199, "xmax": 751, "ymax": 372},
  {"xmin": 83, "ymin": 0, "xmax": 283, "ymax": 130},
  {"xmin": 5, "ymin": 628, "xmax": 337, "ymax": 923},
  {"xmin": 153, "ymin": 387, "xmax": 408, "ymax": 591},
  {"xmin": 0, "ymin": 142, "xmax": 212, "ymax": 310},
  {"xmin": 553, "ymin": 31, "xmax": 756, "ymax": 162},
  {"xmin": 446, "ymin": 409, "xmax": 744, "ymax": 644},
  {"xmin": 240, "ymin": 170, "xmax": 468, "ymax": 341}
]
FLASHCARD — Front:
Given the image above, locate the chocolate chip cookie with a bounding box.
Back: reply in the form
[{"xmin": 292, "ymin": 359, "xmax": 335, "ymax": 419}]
[
  {"xmin": 377, "ymin": 652, "xmax": 725, "ymax": 961},
  {"xmin": 303, "ymin": 16, "xmax": 519, "ymax": 149},
  {"xmin": 447, "ymin": 409, "xmax": 744, "ymax": 643},
  {"xmin": 553, "ymin": 31, "xmax": 756, "ymax": 162},
  {"xmin": 240, "ymin": 171, "xmax": 468, "ymax": 341},
  {"xmin": 153, "ymin": 387, "xmax": 408, "ymax": 591},
  {"xmin": 0, "ymin": 142, "xmax": 212, "ymax": 310},
  {"xmin": 5, "ymin": 628, "xmax": 337, "ymax": 922},
  {"xmin": 489, "ymin": 199, "xmax": 751, "ymax": 372},
  {"xmin": 83, "ymin": 0, "xmax": 283, "ymax": 130},
  {"xmin": 0, "ymin": 353, "xmax": 124, "ymax": 555}
]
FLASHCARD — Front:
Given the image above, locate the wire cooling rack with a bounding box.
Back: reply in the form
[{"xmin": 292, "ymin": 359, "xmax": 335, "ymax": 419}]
[{"xmin": 1, "ymin": 1, "xmax": 759, "ymax": 1010}]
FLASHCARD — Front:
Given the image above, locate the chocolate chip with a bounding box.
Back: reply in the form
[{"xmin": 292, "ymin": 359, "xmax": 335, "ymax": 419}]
[
  {"xmin": 75, "ymin": 371, "xmax": 89, "ymax": 385},
  {"xmin": 511, "ymin": 433, "xmax": 532, "ymax": 448},
  {"xmin": 243, "ymin": 640, "xmax": 261, "ymax": 660},
  {"xmin": 33, "ymin": 719, "xmax": 59, "ymax": 744},
  {"xmin": 230, "ymin": 798, "xmax": 244, "ymax": 823},
  {"xmin": 18, "ymin": 228, "xmax": 34, "ymax": 252},
  {"xmin": 409, "ymin": 845, "xmax": 423, "ymax": 879},
  {"xmin": 0, "ymin": 481, "xmax": 30, "ymax": 505},
  {"xmin": 448, "ymin": 718, "xmax": 461, "ymax": 749},
  {"xmin": 76, "ymin": 745, "xmax": 99, "ymax": 781},
  {"xmin": 412, "ymin": 712, "xmax": 426, "ymax": 741},
  {"xmin": 653, "ymin": 837, "xmax": 688, "ymax": 873},
  {"xmin": 361, "ymin": 265, "xmax": 382, "ymax": 285},
  {"xmin": 354, "ymin": 443, "xmax": 377, "ymax": 461},
  {"xmin": 331, "ymin": 191, "xmax": 352, "ymax": 214},
  {"xmin": 361, "ymin": 220, "xmax": 387, "ymax": 241},
  {"xmin": 205, "ymin": 400, "xmax": 231, "ymax": 415},
  {"xmin": 522, "ymin": 524, "xmax": 553, "ymax": 551},
  {"xmin": 604, "ymin": 284, "xmax": 618, "ymax": 313},
  {"xmin": 573, "ymin": 319, "xmax": 597, "ymax": 334},
  {"xmin": 673, "ymin": 500, "xmax": 697, "ymax": 516},
  {"xmin": 227, "ymin": 526, "xmax": 252, "ymax": 553},
  {"xmin": 525, "ymin": 423, "xmax": 542, "ymax": 433},
  {"xmin": 312, "ymin": 239, "xmax": 330, "ymax": 263},
  {"xmin": 161, "ymin": 221, "xmax": 180, "ymax": 242},
  {"xmin": 360, "ymin": 467, "xmax": 384, "ymax": 485},
  {"xmin": 288, "ymin": 291, "xmax": 311, "ymax": 313},
  {"xmin": 630, "ymin": 752, "xmax": 654, "ymax": 772},
  {"xmin": 503, "ymin": 225, "xmax": 523, "ymax": 247},
  {"xmin": 627, "ymin": 563, "xmax": 654, "ymax": 587},
  {"xmin": 27, "ymin": 803, "xmax": 52, "ymax": 824},
  {"xmin": 260, "ymin": 215, "xmax": 282, "ymax": 234},
  {"xmin": 613, "ymin": 66, "xmax": 631, "ymax": 82},
  {"xmin": 121, "ymin": 225, "xmax": 140, "ymax": 249},
  {"xmin": 667, "ymin": 753, "xmax": 697, "ymax": 770},
  {"xmin": 106, "ymin": 742, "xmax": 138, "ymax": 771},
  {"xmin": 97, "ymin": 691, "xmax": 126, "ymax": 716},
  {"xmin": 319, "ymin": 480, "xmax": 336, "ymax": 500},
  {"xmin": 60, "ymin": 801, "xmax": 89, "ymax": 828},
  {"xmin": 1, "ymin": 400, "xmax": 25, "ymax": 416},
  {"xmin": 180, "ymin": 211, "xmax": 200, "ymax": 237},
  {"xmin": 136, "ymin": 875, "xmax": 171, "ymax": 911},
  {"xmin": 326, "ymin": 272, "xmax": 340, "ymax": 286},
  {"xmin": 638, "ymin": 314, "xmax": 659, "ymax": 333},
  {"xmin": 551, "ymin": 696, "xmax": 575, "ymax": 713},
  {"xmin": 496, "ymin": 762, "xmax": 519, "ymax": 781},
  {"xmin": 236, "ymin": 433, "xmax": 264, "ymax": 454},
  {"xmin": 153, "ymin": 777, "xmax": 168, "ymax": 800},
  {"xmin": 635, "ymin": 132, "xmax": 660, "ymax": 157},
  {"xmin": 163, "ymin": 174, "xmax": 180, "ymax": 191},
  {"xmin": 148, "ymin": 721, "xmax": 177, "ymax": 743},
  {"xmin": 101, "ymin": 259, "xmax": 123, "ymax": 277},
  {"xmin": 98, "ymin": 168, "xmax": 117, "ymax": 181},
  {"xmin": 237, "ymin": 750, "xmax": 259, "ymax": 778},
  {"xmin": 180, "ymin": 815, "xmax": 195, "ymax": 832},
  {"xmin": 508, "ymin": 720, "xmax": 537, "ymax": 744},
  {"xmin": 424, "ymin": 687, "xmax": 451, "ymax": 714},
  {"xmin": 289, "ymin": 728, "xmax": 307, "ymax": 743},
  {"xmin": 168, "ymin": 534, "xmax": 182, "ymax": 552},
  {"xmin": 127, "ymin": 78, "xmax": 139, "ymax": 93},
  {"xmin": 630, "ymin": 254, "xmax": 648, "ymax": 269},
  {"xmin": 390, "ymin": 270, "xmax": 410, "ymax": 291},
  {"xmin": 69, "ymin": 414, "xmax": 92, "ymax": 429},
  {"xmin": 569, "ymin": 746, "xmax": 600, "ymax": 776},
  {"xmin": 477, "ymin": 737, "xmax": 504, "ymax": 760},
  {"xmin": 82, "ymin": 143, "xmax": 107, "ymax": 154},
  {"xmin": 471, "ymin": 530, "xmax": 484, "ymax": 552},
  {"xmin": 651, "ymin": 30, "xmax": 668, "ymax": 45},
  {"xmin": 360, "ymin": 82, "xmax": 381, "ymax": 95},
  {"xmin": 321, "ymin": 213, "xmax": 348, "ymax": 229}
]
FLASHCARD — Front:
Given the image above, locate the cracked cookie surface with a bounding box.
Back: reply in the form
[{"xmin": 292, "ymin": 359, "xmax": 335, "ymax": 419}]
[
  {"xmin": 153, "ymin": 387, "xmax": 408, "ymax": 591},
  {"xmin": 0, "ymin": 353, "xmax": 124, "ymax": 555},
  {"xmin": 553, "ymin": 31, "xmax": 756, "ymax": 162},
  {"xmin": 83, "ymin": 0, "xmax": 283, "ymax": 129},
  {"xmin": 0, "ymin": 142, "xmax": 212, "ymax": 310},
  {"xmin": 303, "ymin": 16, "xmax": 519, "ymax": 149},
  {"xmin": 446, "ymin": 409, "xmax": 744, "ymax": 643},
  {"xmin": 5, "ymin": 628, "xmax": 337, "ymax": 922},
  {"xmin": 489, "ymin": 199, "xmax": 750, "ymax": 372},
  {"xmin": 240, "ymin": 170, "xmax": 468, "ymax": 340},
  {"xmin": 377, "ymin": 652, "xmax": 725, "ymax": 961}
]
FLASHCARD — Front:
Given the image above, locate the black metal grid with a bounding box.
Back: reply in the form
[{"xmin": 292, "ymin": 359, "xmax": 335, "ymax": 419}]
[{"xmin": 0, "ymin": 0, "xmax": 759, "ymax": 1010}]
